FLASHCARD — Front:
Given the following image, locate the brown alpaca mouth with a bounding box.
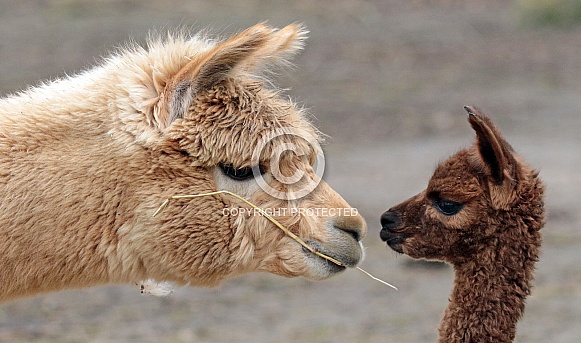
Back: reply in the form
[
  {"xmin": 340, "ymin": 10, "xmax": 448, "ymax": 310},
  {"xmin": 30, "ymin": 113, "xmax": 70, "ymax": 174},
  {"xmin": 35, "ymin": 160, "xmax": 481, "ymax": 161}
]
[{"xmin": 380, "ymin": 229, "xmax": 408, "ymax": 254}]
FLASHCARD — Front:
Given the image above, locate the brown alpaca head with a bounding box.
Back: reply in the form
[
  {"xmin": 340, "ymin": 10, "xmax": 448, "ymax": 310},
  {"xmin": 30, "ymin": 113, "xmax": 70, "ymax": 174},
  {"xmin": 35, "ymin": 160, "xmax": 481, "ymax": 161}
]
[
  {"xmin": 380, "ymin": 106, "xmax": 544, "ymax": 266},
  {"xmin": 380, "ymin": 106, "xmax": 544, "ymax": 341}
]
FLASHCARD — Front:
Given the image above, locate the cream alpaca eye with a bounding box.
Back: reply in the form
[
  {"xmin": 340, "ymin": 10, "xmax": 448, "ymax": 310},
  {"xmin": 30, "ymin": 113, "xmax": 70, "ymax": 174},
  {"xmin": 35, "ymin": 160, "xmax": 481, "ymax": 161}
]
[
  {"xmin": 433, "ymin": 198, "xmax": 463, "ymax": 216},
  {"xmin": 219, "ymin": 163, "xmax": 264, "ymax": 181}
]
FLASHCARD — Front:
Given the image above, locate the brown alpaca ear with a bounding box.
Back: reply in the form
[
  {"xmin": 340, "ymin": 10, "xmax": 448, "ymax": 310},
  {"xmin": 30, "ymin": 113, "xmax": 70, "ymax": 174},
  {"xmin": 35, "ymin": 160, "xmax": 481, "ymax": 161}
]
[
  {"xmin": 465, "ymin": 105, "xmax": 520, "ymax": 209},
  {"xmin": 155, "ymin": 23, "xmax": 307, "ymax": 130},
  {"xmin": 466, "ymin": 105, "xmax": 511, "ymax": 184},
  {"xmin": 464, "ymin": 106, "xmax": 519, "ymax": 209}
]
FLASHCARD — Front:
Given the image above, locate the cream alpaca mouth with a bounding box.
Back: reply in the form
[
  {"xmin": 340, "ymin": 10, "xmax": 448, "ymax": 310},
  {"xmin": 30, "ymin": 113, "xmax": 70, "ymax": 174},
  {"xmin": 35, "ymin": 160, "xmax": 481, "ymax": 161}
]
[{"xmin": 303, "ymin": 240, "xmax": 360, "ymax": 269}]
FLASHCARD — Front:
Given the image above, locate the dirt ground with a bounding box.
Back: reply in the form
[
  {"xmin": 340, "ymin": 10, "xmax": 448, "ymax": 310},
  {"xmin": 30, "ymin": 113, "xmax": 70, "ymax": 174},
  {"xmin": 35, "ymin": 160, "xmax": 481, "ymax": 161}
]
[{"xmin": 0, "ymin": 1, "xmax": 580, "ymax": 342}]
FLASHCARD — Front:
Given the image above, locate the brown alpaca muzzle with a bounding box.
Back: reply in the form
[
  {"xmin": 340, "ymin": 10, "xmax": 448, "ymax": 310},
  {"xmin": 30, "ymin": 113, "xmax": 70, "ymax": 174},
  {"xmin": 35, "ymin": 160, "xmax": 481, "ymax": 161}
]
[{"xmin": 379, "ymin": 210, "xmax": 408, "ymax": 254}]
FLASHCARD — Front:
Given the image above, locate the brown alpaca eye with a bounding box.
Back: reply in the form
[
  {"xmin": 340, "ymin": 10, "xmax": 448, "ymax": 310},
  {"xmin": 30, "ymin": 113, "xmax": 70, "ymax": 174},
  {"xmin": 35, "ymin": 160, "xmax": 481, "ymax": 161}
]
[
  {"xmin": 219, "ymin": 163, "xmax": 262, "ymax": 181},
  {"xmin": 433, "ymin": 198, "xmax": 463, "ymax": 216}
]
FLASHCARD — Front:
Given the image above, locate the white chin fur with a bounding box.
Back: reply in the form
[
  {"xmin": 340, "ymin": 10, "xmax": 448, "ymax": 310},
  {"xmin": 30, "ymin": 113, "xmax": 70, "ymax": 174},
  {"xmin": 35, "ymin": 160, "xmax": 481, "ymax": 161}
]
[
  {"xmin": 139, "ymin": 279, "xmax": 176, "ymax": 296},
  {"xmin": 304, "ymin": 241, "xmax": 365, "ymax": 280}
]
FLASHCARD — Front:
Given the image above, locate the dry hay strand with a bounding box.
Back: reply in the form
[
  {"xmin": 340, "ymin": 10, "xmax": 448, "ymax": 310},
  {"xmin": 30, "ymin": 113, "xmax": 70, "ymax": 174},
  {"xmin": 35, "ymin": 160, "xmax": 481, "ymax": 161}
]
[{"xmin": 153, "ymin": 190, "xmax": 397, "ymax": 290}]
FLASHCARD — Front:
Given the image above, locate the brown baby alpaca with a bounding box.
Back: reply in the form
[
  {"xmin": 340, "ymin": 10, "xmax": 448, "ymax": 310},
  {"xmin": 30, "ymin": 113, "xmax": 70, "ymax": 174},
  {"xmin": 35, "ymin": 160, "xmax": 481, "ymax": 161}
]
[
  {"xmin": 0, "ymin": 24, "xmax": 367, "ymax": 302},
  {"xmin": 380, "ymin": 106, "xmax": 544, "ymax": 342}
]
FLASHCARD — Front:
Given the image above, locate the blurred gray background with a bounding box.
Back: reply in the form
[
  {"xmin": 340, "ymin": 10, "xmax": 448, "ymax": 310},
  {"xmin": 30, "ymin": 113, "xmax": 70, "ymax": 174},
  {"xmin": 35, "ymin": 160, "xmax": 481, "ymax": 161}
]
[{"xmin": 0, "ymin": 0, "xmax": 580, "ymax": 342}]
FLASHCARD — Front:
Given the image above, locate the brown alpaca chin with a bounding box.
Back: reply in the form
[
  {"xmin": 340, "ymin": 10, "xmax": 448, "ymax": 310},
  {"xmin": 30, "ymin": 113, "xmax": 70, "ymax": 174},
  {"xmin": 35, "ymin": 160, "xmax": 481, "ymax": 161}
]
[
  {"xmin": 380, "ymin": 106, "xmax": 545, "ymax": 343},
  {"xmin": 379, "ymin": 232, "xmax": 407, "ymax": 254}
]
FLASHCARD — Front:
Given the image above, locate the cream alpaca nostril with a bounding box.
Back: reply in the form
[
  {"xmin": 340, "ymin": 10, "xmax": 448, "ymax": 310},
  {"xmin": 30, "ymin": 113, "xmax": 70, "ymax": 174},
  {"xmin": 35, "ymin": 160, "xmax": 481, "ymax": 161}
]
[{"xmin": 332, "ymin": 215, "xmax": 367, "ymax": 241}]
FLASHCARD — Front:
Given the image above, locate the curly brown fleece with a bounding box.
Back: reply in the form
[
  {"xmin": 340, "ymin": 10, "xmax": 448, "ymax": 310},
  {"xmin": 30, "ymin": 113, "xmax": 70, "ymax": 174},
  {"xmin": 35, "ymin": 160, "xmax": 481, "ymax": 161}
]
[{"xmin": 381, "ymin": 106, "xmax": 545, "ymax": 342}]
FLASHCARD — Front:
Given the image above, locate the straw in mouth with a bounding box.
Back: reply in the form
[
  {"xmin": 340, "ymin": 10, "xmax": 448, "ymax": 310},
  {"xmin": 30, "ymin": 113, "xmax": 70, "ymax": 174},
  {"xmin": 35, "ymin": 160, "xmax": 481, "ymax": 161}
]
[{"xmin": 153, "ymin": 190, "xmax": 397, "ymax": 290}]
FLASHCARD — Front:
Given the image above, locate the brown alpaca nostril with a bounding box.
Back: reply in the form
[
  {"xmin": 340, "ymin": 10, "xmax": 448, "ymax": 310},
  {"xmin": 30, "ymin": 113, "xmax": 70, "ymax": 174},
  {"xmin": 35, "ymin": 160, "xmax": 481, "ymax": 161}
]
[
  {"xmin": 333, "ymin": 215, "xmax": 366, "ymax": 241},
  {"xmin": 380, "ymin": 211, "xmax": 401, "ymax": 230}
]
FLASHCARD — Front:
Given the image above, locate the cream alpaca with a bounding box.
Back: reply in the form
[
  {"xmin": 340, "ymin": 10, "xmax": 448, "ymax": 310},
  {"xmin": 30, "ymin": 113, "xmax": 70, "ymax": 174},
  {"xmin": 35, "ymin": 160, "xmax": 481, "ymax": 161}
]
[{"xmin": 0, "ymin": 24, "xmax": 367, "ymax": 302}]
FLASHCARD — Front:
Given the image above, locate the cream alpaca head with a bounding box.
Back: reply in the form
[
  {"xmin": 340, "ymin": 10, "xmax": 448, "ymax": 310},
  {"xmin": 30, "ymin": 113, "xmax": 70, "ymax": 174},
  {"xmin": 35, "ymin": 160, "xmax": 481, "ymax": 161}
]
[
  {"xmin": 131, "ymin": 23, "xmax": 368, "ymax": 285},
  {"xmin": 0, "ymin": 24, "xmax": 367, "ymax": 302}
]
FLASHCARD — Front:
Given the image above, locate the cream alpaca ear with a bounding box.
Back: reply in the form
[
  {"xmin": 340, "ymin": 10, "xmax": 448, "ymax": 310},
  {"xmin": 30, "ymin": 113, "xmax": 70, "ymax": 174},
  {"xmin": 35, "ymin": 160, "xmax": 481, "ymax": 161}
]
[
  {"xmin": 155, "ymin": 23, "xmax": 307, "ymax": 130},
  {"xmin": 239, "ymin": 23, "xmax": 307, "ymax": 72}
]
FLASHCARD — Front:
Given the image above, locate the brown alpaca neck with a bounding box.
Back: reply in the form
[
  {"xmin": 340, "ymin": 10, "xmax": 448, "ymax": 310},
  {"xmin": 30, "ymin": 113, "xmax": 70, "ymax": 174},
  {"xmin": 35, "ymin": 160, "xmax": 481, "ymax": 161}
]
[{"xmin": 438, "ymin": 237, "xmax": 537, "ymax": 343}]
